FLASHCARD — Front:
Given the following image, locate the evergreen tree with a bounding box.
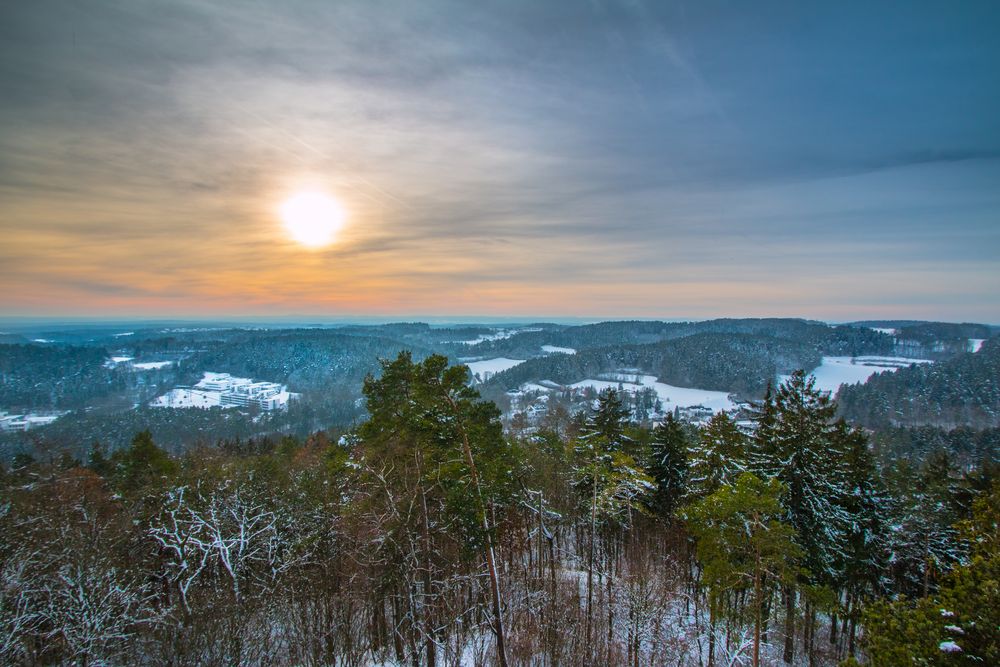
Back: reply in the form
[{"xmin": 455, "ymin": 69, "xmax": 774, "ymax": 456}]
[
  {"xmin": 645, "ymin": 414, "xmax": 689, "ymax": 518},
  {"xmin": 686, "ymin": 412, "xmax": 748, "ymax": 501},
  {"xmin": 358, "ymin": 352, "xmax": 517, "ymax": 667},
  {"xmin": 863, "ymin": 481, "xmax": 1000, "ymax": 665},
  {"xmin": 114, "ymin": 430, "xmax": 177, "ymax": 493},
  {"xmin": 580, "ymin": 389, "xmax": 632, "ymax": 452},
  {"xmin": 573, "ymin": 388, "xmax": 651, "ymax": 652},
  {"xmin": 886, "ymin": 450, "xmax": 966, "ymax": 598},
  {"xmin": 833, "ymin": 420, "xmax": 887, "ymax": 656},
  {"xmin": 687, "ymin": 473, "xmax": 802, "ymax": 667},
  {"xmin": 757, "ymin": 370, "xmax": 848, "ymax": 664},
  {"xmin": 85, "ymin": 441, "xmax": 112, "ymax": 478}
]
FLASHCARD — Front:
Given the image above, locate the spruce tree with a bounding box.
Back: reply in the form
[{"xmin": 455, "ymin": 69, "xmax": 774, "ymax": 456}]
[
  {"xmin": 686, "ymin": 412, "xmax": 749, "ymax": 501},
  {"xmin": 757, "ymin": 370, "xmax": 848, "ymax": 664},
  {"xmin": 687, "ymin": 473, "xmax": 802, "ymax": 667},
  {"xmin": 573, "ymin": 388, "xmax": 651, "ymax": 653},
  {"xmin": 646, "ymin": 414, "xmax": 689, "ymax": 519},
  {"xmin": 833, "ymin": 419, "xmax": 886, "ymax": 656}
]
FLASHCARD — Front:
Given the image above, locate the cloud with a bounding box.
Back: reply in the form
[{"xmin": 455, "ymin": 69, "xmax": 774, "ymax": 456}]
[{"xmin": 1, "ymin": 1, "xmax": 998, "ymax": 320}]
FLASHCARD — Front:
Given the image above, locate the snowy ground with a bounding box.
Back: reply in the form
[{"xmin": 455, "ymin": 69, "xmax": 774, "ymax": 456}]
[
  {"xmin": 793, "ymin": 356, "xmax": 933, "ymax": 394},
  {"xmin": 541, "ymin": 344, "xmax": 576, "ymax": 354},
  {"xmin": 457, "ymin": 327, "xmax": 542, "ymax": 345},
  {"xmin": 464, "ymin": 357, "xmax": 525, "ymax": 381},
  {"xmin": 104, "ymin": 356, "xmax": 134, "ymax": 368},
  {"xmin": 969, "ymin": 338, "xmax": 985, "ymax": 352},
  {"xmin": 132, "ymin": 360, "xmax": 173, "ymax": 370},
  {"xmin": 570, "ymin": 374, "xmax": 736, "ymax": 413}
]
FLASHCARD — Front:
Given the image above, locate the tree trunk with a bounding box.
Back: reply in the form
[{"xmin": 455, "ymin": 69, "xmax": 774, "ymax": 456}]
[
  {"xmin": 847, "ymin": 595, "xmax": 857, "ymax": 657},
  {"xmin": 447, "ymin": 394, "xmax": 509, "ymax": 667},
  {"xmin": 416, "ymin": 451, "xmax": 436, "ymax": 667},
  {"xmin": 708, "ymin": 604, "xmax": 716, "ymax": 667},
  {"xmin": 783, "ymin": 585, "xmax": 795, "ymax": 664},
  {"xmin": 587, "ymin": 481, "xmax": 597, "ymax": 652},
  {"xmin": 806, "ymin": 603, "xmax": 817, "ymax": 667},
  {"xmin": 753, "ymin": 560, "xmax": 761, "ymax": 667}
]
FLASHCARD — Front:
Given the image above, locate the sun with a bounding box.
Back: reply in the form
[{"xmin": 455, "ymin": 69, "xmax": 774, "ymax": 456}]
[{"xmin": 280, "ymin": 191, "xmax": 346, "ymax": 248}]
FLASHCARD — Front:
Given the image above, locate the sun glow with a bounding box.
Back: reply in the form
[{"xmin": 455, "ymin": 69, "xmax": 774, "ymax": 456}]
[{"xmin": 280, "ymin": 192, "xmax": 346, "ymax": 248}]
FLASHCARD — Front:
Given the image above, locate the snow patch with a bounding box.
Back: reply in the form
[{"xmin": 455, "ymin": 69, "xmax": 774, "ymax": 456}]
[
  {"xmin": 541, "ymin": 345, "xmax": 576, "ymax": 355},
  {"xmin": 133, "ymin": 361, "xmax": 173, "ymax": 370},
  {"xmin": 464, "ymin": 357, "xmax": 525, "ymax": 382},
  {"xmin": 969, "ymin": 338, "xmax": 985, "ymax": 352},
  {"xmin": 939, "ymin": 641, "xmax": 962, "ymax": 653},
  {"xmin": 570, "ymin": 374, "xmax": 735, "ymax": 413},
  {"xmin": 457, "ymin": 327, "xmax": 542, "ymax": 345},
  {"xmin": 791, "ymin": 356, "xmax": 934, "ymax": 394}
]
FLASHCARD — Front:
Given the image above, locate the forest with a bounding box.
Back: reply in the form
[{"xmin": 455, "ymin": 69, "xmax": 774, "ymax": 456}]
[{"xmin": 1, "ymin": 352, "xmax": 996, "ymax": 666}]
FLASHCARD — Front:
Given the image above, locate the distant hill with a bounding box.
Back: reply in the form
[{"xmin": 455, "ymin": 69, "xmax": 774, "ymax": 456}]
[
  {"xmin": 481, "ymin": 331, "xmax": 824, "ymax": 398},
  {"xmin": 181, "ymin": 329, "xmax": 435, "ymax": 392},
  {"xmin": 462, "ymin": 318, "xmax": 896, "ymax": 360}
]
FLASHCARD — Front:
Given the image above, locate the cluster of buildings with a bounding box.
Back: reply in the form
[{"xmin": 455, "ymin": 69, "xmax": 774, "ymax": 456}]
[
  {"xmin": 151, "ymin": 372, "xmax": 296, "ymax": 411},
  {"xmin": 0, "ymin": 410, "xmax": 66, "ymax": 432}
]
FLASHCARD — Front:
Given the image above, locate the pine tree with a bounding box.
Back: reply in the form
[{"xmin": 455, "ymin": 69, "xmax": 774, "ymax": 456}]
[
  {"xmin": 645, "ymin": 414, "xmax": 689, "ymax": 519},
  {"xmin": 581, "ymin": 389, "xmax": 632, "ymax": 452},
  {"xmin": 833, "ymin": 419, "xmax": 886, "ymax": 656},
  {"xmin": 757, "ymin": 370, "xmax": 848, "ymax": 664},
  {"xmin": 863, "ymin": 481, "xmax": 1000, "ymax": 665},
  {"xmin": 886, "ymin": 450, "xmax": 966, "ymax": 598},
  {"xmin": 686, "ymin": 412, "xmax": 749, "ymax": 501},
  {"xmin": 114, "ymin": 430, "xmax": 177, "ymax": 493},
  {"xmin": 358, "ymin": 352, "xmax": 517, "ymax": 667},
  {"xmin": 687, "ymin": 473, "xmax": 802, "ymax": 667},
  {"xmin": 573, "ymin": 388, "xmax": 651, "ymax": 653}
]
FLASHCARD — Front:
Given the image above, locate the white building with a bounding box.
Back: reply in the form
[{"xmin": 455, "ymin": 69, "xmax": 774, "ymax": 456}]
[
  {"xmin": 0, "ymin": 410, "xmax": 65, "ymax": 432},
  {"xmin": 151, "ymin": 372, "xmax": 296, "ymax": 411}
]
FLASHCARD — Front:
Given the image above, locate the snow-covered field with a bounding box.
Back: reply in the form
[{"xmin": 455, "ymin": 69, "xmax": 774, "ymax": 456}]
[
  {"xmin": 104, "ymin": 356, "xmax": 134, "ymax": 368},
  {"xmin": 569, "ymin": 374, "xmax": 736, "ymax": 413},
  {"xmin": 464, "ymin": 357, "xmax": 524, "ymax": 380},
  {"xmin": 797, "ymin": 356, "xmax": 933, "ymax": 394},
  {"xmin": 457, "ymin": 327, "xmax": 542, "ymax": 345},
  {"xmin": 133, "ymin": 360, "xmax": 173, "ymax": 370},
  {"xmin": 104, "ymin": 357, "xmax": 173, "ymax": 370},
  {"xmin": 541, "ymin": 345, "xmax": 576, "ymax": 355}
]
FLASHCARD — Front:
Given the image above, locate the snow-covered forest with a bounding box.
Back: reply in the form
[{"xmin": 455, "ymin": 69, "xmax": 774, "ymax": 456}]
[{"xmin": 1, "ymin": 352, "xmax": 996, "ymax": 666}]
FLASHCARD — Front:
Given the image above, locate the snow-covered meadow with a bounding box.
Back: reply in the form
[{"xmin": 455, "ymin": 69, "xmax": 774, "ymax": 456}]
[
  {"xmin": 794, "ymin": 356, "xmax": 933, "ymax": 394},
  {"xmin": 463, "ymin": 357, "xmax": 525, "ymax": 382},
  {"xmin": 568, "ymin": 373, "xmax": 736, "ymax": 413}
]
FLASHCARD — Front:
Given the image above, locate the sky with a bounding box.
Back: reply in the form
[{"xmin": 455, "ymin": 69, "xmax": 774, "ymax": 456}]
[{"xmin": 1, "ymin": 1, "xmax": 998, "ymax": 323}]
